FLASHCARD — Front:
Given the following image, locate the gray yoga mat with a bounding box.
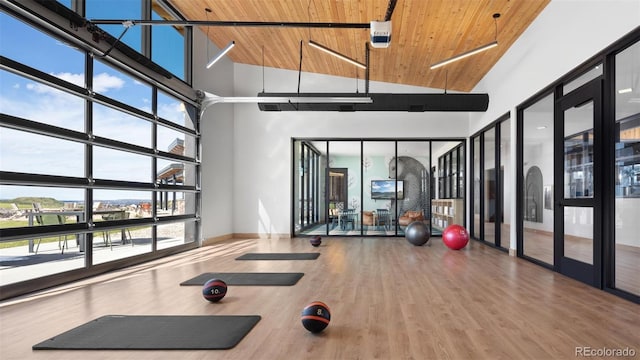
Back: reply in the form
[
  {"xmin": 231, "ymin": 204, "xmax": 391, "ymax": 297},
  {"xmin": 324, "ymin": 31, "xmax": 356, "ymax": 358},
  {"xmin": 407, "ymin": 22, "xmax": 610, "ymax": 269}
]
[
  {"xmin": 235, "ymin": 252, "xmax": 320, "ymax": 260},
  {"xmin": 180, "ymin": 272, "xmax": 304, "ymax": 286},
  {"xmin": 33, "ymin": 315, "xmax": 261, "ymax": 350}
]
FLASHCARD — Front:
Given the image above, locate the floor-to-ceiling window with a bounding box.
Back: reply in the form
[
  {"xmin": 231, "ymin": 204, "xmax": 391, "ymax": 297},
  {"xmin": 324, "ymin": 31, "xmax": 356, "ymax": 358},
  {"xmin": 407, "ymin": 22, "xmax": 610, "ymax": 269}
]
[
  {"xmin": 0, "ymin": 2, "xmax": 198, "ymax": 300},
  {"xmin": 499, "ymin": 118, "xmax": 512, "ymax": 250},
  {"xmin": 613, "ymin": 39, "xmax": 640, "ymax": 298},
  {"xmin": 519, "ymin": 94, "xmax": 554, "ymax": 265}
]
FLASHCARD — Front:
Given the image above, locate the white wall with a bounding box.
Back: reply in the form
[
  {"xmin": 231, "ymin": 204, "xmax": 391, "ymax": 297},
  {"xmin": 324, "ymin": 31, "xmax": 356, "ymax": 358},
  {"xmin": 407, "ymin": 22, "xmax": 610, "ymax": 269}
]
[
  {"xmin": 471, "ymin": 0, "xmax": 640, "ymax": 132},
  {"xmin": 231, "ymin": 65, "xmax": 469, "ymax": 235},
  {"xmin": 192, "ymin": 30, "xmax": 236, "ymax": 240}
]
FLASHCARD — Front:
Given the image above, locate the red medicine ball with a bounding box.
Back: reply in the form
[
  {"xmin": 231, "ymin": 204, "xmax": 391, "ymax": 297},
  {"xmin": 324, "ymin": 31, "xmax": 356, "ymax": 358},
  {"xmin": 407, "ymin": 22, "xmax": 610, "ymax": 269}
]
[
  {"xmin": 202, "ymin": 278, "xmax": 227, "ymax": 302},
  {"xmin": 301, "ymin": 301, "xmax": 331, "ymax": 333},
  {"xmin": 442, "ymin": 224, "xmax": 470, "ymax": 250}
]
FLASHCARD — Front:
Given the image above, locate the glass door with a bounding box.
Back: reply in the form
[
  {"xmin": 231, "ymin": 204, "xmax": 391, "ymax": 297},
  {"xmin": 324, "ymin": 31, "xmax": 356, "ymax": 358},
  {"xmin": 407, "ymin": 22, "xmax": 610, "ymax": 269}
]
[{"xmin": 555, "ymin": 79, "xmax": 602, "ymax": 287}]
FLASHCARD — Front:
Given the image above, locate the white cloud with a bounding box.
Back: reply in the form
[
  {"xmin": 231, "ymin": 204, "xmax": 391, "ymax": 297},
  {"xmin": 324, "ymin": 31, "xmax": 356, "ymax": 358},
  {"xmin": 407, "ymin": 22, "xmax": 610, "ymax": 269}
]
[
  {"xmin": 54, "ymin": 72, "xmax": 85, "ymax": 87},
  {"xmin": 93, "ymin": 72, "xmax": 125, "ymax": 93}
]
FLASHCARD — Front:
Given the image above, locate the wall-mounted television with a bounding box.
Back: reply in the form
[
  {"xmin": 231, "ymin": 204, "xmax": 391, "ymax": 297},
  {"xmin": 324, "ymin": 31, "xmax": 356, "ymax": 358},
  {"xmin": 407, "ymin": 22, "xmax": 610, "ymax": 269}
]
[{"xmin": 371, "ymin": 179, "xmax": 404, "ymax": 200}]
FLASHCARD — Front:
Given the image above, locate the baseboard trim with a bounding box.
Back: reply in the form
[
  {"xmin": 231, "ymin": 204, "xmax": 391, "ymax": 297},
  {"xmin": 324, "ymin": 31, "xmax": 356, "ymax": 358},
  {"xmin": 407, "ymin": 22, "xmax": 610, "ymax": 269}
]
[
  {"xmin": 202, "ymin": 233, "xmax": 291, "ymax": 246},
  {"xmin": 233, "ymin": 233, "xmax": 291, "ymax": 240},
  {"xmin": 202, "ymin": 234, "xmax": 234, "ymax": 246}
]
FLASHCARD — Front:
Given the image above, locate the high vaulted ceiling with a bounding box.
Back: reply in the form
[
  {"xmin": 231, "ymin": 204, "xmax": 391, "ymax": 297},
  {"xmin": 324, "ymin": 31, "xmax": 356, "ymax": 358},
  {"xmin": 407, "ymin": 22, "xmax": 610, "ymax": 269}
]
[{"xmin": 168, "ymin": 0, "xmax": 549, "ymax": 92}]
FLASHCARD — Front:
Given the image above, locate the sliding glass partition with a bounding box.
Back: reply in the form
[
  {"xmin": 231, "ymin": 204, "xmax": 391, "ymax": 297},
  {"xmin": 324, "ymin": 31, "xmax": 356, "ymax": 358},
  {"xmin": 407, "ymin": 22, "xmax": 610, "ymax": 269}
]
[
  {"xmin": 293, "ymin": 139, "xmax": 463, "ymax": 238},
  {"xmin": 329, "ymin": 141, "xmax": 362, "ymax": 235},
  {"xmin": 293, "ymin": 141, "xmax": 323, "ymax": 234},
  {"xmin": 470, "ymin": 115, "xmax": 511, "ymax": 250},
  {"xmin": 363, "ymin": 141, "xmax": 396, "ymax": 236},
  {"xmin": 397, "ymin": 142, "xmax": 432, "ymax": 236}
]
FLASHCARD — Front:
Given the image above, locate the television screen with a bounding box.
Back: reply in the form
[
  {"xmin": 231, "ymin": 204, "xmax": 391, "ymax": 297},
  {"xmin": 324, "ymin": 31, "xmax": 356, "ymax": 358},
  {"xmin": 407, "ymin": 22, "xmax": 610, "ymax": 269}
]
[{"xmin": 371, "ymin": 180, "xmax": 404, "ymax": 200}]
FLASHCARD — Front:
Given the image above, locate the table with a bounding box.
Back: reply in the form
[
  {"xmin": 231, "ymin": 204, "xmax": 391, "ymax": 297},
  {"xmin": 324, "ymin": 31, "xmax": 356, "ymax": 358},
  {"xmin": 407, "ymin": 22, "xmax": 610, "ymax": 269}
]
[{"xmin": 27, "ymin": 210, "xmax": 129, "ymax": 253}]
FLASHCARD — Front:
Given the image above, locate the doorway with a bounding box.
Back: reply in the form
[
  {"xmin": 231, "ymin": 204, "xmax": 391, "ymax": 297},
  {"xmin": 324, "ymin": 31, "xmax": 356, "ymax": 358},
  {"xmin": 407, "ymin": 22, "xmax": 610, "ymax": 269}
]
[{"xmin": 554, "ymin": 79, "xmax": 602, "ymax": 287}]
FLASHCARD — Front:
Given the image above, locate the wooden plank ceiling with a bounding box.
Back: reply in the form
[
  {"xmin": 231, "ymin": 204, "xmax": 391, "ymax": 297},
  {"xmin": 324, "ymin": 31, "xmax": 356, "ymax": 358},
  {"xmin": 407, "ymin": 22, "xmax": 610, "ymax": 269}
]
[{"xmin": 168, "ymin": 0, "xmax": 550, "ymax": 92}]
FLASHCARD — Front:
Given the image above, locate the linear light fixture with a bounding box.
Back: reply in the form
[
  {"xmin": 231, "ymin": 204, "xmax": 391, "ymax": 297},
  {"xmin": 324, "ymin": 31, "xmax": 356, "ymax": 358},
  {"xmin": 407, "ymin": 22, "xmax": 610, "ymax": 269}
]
[
  {"xmin": 196, "ymin": 90, "xmax": 372, "ymax": 114},
  {"xmin": 618, "ymin": 88, "xmax": 633, "ymax": 94},
  {"xmin": 308, "ymin": 40, "xmax": 366, "ymax": 69},
  {"xmin": 201, "ymin": 95, "xmax": 373, "ymax": 105},
  {"xmin": 431, "ymin": 13, "xmax": 501, "ymax": 70},
  {"xmin": 206, "ymin": 41, "xmax": 235, "ymax": 68},
  {"xmin": 430, "ymin": 41, "xmax": 498, "ymax": 70}
]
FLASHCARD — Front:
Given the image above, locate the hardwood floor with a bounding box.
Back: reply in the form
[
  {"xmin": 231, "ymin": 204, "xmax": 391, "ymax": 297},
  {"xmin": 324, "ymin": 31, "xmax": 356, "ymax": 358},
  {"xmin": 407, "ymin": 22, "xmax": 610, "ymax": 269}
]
[{"xmin": 1, "ymin": 236, "xmax": 638, "ymax": 360}]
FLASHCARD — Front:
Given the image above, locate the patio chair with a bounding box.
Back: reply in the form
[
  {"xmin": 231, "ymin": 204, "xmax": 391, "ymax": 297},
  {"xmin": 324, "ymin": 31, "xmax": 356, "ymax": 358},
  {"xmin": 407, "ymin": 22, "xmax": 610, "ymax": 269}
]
[
  {"xmin": 34, "ymin": 213, "xmax": 72, "ymax": 254},
  {"xmin": 101, "ymin": 211, "xmax": 133, "ymax": 249}
]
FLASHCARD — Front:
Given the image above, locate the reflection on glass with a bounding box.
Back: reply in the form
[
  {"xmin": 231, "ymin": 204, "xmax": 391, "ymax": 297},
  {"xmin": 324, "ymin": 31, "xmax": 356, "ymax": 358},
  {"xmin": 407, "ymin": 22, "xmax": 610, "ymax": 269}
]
[
  {"xmin": 522, "ymin": 93, "xmax": 554, "ymax": 265},
  {"xmin": 563, "ymin": 207, "xmax": 593, "ymax": 264}
]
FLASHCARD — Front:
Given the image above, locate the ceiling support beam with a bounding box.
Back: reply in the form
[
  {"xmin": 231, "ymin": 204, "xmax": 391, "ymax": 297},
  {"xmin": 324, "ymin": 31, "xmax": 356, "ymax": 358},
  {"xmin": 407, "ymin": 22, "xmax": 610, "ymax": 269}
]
[{"xmin": 89, "ymin": 19, "xmax": 371, "ymax": 29}]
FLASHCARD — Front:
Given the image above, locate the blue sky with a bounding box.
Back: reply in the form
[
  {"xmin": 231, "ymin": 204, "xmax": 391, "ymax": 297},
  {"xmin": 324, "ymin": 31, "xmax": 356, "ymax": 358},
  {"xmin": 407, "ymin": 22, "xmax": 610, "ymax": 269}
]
[{"xmin": 0, "ymin": 6, "xmax": 188, "ymax": 201}]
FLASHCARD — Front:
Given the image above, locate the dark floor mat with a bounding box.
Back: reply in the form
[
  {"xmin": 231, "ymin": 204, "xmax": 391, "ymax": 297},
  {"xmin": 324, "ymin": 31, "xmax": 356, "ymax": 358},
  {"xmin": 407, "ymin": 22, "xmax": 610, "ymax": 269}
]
[
  {"xmin": 180, "ymin": 272, "xmax": 304, "ymax": 286},
  {"xmin": 235, "ymin": 253, "xmax": 320, "ymax": 260},
  {"xmin": 33, "ymin": 315, "xmax": 261, "ymax": 350}
]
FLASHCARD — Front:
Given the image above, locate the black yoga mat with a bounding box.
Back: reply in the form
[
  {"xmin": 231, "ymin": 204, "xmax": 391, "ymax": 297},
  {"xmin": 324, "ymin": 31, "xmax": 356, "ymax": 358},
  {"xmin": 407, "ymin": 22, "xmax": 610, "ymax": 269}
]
[
  {"xmin": 235, "ymin": 253, "xmax": 320, "ymax": 260},
  {"xmin": 180, "ymin": 272, "xmax": 304, "ymax": 286},
  {"xmin": 33, "ymin": 315, "xmax": 261, "ymax": 350}
]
